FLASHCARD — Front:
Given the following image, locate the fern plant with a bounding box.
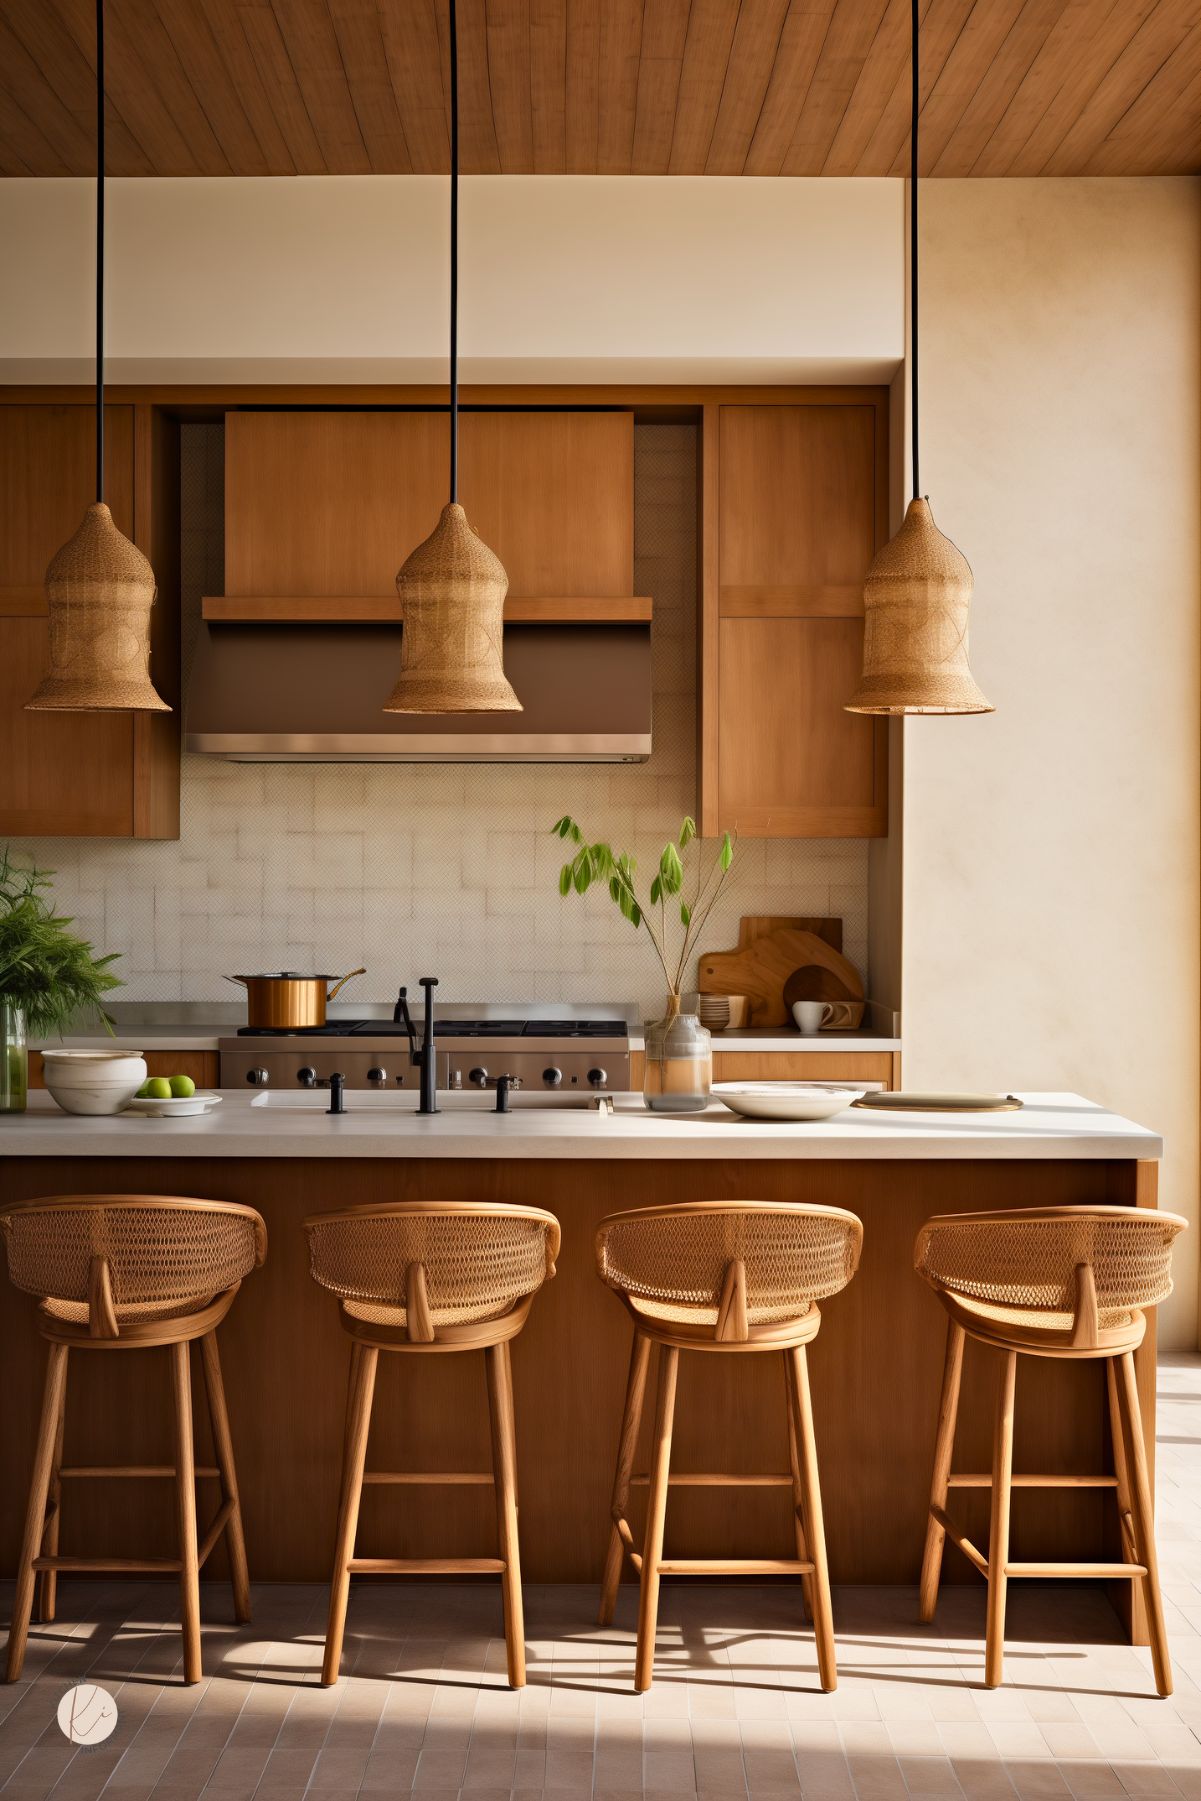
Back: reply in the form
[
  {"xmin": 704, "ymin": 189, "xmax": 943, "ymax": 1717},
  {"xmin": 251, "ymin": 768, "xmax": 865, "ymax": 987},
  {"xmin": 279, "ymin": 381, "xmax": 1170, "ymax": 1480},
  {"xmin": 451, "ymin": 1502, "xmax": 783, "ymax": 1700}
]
[
  {"xmin": 0, "ymin": 850, "xmax": 121, "ymax": 1036},
  {"xmin": 552, "ymin": 815, "xmax": 734, "ymax": 1000}
]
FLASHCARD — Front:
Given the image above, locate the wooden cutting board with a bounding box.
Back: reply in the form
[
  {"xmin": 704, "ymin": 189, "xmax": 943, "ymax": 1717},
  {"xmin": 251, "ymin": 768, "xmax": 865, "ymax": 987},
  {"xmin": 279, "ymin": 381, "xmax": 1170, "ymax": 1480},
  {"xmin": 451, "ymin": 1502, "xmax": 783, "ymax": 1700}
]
[
  {"xmin": 735, "ymin": 916, "xmax": 843, "ymax": 952},
  {"xmin": 698, "ymin": 924, "xmax": 863, "ymax": 1027}
]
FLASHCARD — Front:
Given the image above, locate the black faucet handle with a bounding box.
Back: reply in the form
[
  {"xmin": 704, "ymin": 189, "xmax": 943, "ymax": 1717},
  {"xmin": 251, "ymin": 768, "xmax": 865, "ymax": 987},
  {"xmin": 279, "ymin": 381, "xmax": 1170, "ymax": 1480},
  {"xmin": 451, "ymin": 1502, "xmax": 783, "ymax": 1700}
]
[
  {"xmin": 327, "ymin": 1072, "xmax": 346, "ymax": 1116},
  {"xmin": 418, "ymin": 975, "xmax": 439, "ymax": 992}
]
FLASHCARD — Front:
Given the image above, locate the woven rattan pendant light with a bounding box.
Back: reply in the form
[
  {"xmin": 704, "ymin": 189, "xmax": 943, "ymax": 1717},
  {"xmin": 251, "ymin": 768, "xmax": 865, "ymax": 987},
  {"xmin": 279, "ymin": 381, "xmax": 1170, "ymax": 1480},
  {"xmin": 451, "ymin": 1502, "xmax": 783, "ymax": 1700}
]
[
  {"xmin": 383, "ymin": 0, "xmax": 520, "ymax": 715},
  {"xmin": 845, "ymin": 0, "xmax": 991, "ymax": 718},
  {"xmin": 26, "ymin": 0, "xmax": 169, "ymax": 716}
]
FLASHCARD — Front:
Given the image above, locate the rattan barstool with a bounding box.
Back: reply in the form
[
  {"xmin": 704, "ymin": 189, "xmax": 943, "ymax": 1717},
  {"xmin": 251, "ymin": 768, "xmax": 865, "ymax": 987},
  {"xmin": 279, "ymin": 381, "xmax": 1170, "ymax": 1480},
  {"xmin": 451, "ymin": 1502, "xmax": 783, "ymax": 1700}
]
[
  {"xmin": 915, "ymin": 1205, "xmax": 1188, "ymax": 1695},
  {"xmin": 0, "ymin": 1194, "xmax": 267, "ymax": 1685},
  {"xmin": 595, "ymin": 1200, "xmax": 863, "ymax": 1692},
  {"xmin": 304, "ymin": 1200, "xmax": 561, "ymax": 1688}
]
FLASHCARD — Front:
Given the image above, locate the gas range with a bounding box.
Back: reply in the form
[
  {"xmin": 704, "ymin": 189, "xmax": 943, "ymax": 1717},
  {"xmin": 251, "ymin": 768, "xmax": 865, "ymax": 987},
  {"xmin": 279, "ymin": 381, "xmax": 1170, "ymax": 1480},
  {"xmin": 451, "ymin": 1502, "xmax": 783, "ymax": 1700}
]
[{"xmin": 219, "ymin": 1012, "xmax": 630, "ymax": 1095}]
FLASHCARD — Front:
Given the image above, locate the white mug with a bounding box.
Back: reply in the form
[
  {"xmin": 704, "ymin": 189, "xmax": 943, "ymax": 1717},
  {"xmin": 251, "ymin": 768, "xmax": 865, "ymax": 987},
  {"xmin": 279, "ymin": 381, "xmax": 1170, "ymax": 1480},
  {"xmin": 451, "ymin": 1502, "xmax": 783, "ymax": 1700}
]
[{"xmin": 792, "ymin": 1000, "xmax": 834, "ymax": 1036}]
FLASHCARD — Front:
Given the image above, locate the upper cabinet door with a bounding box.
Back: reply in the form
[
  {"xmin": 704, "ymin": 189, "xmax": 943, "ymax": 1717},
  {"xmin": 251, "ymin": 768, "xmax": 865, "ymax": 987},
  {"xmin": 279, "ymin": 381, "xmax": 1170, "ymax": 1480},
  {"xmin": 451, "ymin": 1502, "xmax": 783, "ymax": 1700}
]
[
  {"xmin": 0, "ymin": 405, "xmax": 140, "ymax": 837},
  {"xmin": 702, "ymin": 400, "xmax": 889, "ymax": 839},
  {"xmin": 224, "ymin": 409, "xmax": 634, "ymax": 604}
]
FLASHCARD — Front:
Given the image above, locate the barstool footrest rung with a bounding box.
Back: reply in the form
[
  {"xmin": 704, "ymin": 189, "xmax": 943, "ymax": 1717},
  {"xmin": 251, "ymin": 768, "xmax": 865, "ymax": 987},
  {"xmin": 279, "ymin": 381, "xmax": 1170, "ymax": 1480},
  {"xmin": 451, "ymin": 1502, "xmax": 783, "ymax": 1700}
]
[
  {"xmin": 33, "ymin": 1555, "xmax": 183, "ymax": 1572},
  {"xmin": 197, "ymin": 1500, "xmax": 236, "ymax": 1568},
  {"xmin": 59, "ymin": 1465, "xmax": 221, "ymax": 1480},
  {"xmin": 1004, "ymin": 1561, "xmax": 1147, "ymax": 1579},
  {"xmin": 346, "ymin": 1556, "xmax": 505, "ymax": 1574},
  {"xmin": 361, "ymin": 1471, "xmax": 494, "ymax": 1486},
  {"xmin": 630, "ymin": 1472, "xmax": 793, "ymax": 1488},
  {"xmin": 657, "ymin": 1558, "xmax": 814, "ymax": 1575},
  {"xmin": 947, "ymin": 1473, "xmax": 1118, "ymax": 1489},
  {"xmin": 930, "ymin": 1504, "xmax": 989, "ymax": 1576}
]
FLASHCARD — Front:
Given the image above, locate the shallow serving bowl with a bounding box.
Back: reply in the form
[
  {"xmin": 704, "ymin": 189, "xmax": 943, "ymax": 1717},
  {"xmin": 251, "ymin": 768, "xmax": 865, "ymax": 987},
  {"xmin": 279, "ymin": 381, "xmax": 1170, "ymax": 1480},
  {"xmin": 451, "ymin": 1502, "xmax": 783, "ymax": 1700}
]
[
  {"xmin": 712, "ymin": 1081, "xmax": 862, "ymax": 1122},
  {"xmin": 40, "ymin": 1049, "xmax": 148, "ymax": 1117},
  {"xmin": 123, "ymin": 1093, "xmax": 222, "ymax": 1119}
]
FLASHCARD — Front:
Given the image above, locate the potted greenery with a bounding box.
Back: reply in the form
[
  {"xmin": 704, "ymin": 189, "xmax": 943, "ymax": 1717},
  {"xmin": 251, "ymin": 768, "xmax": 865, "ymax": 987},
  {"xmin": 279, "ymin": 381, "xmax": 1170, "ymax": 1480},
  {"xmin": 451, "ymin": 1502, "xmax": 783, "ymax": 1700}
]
[
  {"xmin": 0, "ymin": 851, "xmax": 121, "ymax": 1113},
  {"xmin": 552, "ymin": 815, "xmax": 734, "ymax": 1110}
]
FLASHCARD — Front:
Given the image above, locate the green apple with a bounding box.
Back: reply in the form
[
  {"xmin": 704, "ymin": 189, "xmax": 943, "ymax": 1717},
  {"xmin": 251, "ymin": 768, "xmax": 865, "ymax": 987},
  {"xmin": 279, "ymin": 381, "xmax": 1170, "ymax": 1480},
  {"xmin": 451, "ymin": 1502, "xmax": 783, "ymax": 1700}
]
[
  {"xmin": 169, "ymin": 1074, "xmax": 196, "ymax": 1098},
  {"xmin": 144, "ymin": 1077, "xmax": 173, "ymax": 1101},
  {"xmin": 135, "ymin": 1079, "xmax": 155, "ymax": 1099}
]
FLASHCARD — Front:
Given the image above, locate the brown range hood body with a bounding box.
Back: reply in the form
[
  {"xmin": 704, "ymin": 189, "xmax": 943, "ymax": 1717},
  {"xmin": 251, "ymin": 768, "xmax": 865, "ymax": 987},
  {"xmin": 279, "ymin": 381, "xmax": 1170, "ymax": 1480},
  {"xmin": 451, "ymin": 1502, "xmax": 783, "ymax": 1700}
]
[{"xmin": 184, "ymin": 622, "xmax": 652, "ymax": 762}]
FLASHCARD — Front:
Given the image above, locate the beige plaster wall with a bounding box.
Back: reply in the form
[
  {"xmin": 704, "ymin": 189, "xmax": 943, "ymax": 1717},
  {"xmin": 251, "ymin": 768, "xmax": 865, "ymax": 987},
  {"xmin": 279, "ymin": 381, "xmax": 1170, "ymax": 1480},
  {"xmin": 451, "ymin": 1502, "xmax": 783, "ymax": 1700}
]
[{"xmin": 901, "ymin": 178, "xmax": 1201, "ymax": 1347}]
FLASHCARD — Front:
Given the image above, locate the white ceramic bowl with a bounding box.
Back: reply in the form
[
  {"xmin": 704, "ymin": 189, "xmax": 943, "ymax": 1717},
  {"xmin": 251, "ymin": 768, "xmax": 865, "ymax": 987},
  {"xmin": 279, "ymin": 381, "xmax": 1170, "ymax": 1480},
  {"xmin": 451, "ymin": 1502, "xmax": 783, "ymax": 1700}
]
[
  {"xmin": 41, "ymin": 1050, "xmax": 148, "ymax": 1116},
  {"xmin": 712, "ymin": 1081, "xmax": 862, "ymax": 1122}
]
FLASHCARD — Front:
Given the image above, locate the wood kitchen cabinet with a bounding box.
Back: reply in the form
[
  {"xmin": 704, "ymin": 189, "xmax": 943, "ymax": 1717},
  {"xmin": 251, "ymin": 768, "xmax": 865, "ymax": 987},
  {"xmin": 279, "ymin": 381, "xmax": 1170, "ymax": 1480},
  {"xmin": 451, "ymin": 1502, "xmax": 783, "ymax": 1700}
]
[
  {"xmin": 699, "ymin": 397, "xmax": 889, "ymax": 838},
  {"xmin": 28, "ymin": 1050, "xmax": 218, "ymax": 1091},
  {"xmin": 222, "ymin": 408, "xmax": 635, "ymax": 608},
  {"xmin": 0, "ymin": 403, "xmax": 180, "ymax": 838}
]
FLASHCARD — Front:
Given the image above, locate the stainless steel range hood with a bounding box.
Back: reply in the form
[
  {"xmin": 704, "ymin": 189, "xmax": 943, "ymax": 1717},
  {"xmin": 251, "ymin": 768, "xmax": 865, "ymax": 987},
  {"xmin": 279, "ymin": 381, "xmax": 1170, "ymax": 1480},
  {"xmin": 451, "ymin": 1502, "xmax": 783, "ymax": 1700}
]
[{"xmin": 184, "ymin": 621, "xmax": 652, "ymax": 762}]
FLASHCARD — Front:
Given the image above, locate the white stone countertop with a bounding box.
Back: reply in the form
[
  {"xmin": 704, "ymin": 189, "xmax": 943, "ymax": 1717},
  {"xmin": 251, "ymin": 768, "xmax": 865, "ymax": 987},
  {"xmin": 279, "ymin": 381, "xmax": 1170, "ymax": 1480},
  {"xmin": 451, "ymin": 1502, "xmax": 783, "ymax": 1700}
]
[{"xmin": 0, "ymin": 1091, "xmax": 1161, "ymax": 1161}]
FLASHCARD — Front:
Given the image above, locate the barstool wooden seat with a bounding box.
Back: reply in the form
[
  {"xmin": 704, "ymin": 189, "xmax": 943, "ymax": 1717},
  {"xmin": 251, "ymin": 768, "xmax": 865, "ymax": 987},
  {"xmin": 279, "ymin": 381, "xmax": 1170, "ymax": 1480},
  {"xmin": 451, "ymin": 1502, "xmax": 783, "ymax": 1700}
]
[
  {"xmin": 0, "ymin": 1194, "xmax": 267, "ymax": 1685},
  {"xmin": 304, "ymin": 1200, "xmax": 560, "ymax": 1688},
  {"xmin": 915, "ymin": 1204, "xmax": 1188, "ymax": 1694},
  {"xmin": 595, "ymin": 1200, "xmax": 863, "ymax": 1693}
]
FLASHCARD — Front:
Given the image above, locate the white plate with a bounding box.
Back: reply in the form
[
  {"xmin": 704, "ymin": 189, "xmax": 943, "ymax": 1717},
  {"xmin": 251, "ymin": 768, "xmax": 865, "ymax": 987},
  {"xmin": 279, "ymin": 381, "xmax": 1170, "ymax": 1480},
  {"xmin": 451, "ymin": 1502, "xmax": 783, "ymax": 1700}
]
[
  {"xmin": 712, "ymin": 1082, "xmax": 862, "ymax": 1122},
  {"xmin": 122, "ymin": 1093, "xmax": 223, "ymax": 1119}
]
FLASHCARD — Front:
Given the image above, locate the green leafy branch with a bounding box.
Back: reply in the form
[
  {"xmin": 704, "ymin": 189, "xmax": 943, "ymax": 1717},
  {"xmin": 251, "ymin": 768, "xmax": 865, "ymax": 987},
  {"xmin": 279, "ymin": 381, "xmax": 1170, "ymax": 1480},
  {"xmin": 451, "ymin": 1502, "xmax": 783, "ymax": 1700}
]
[
  {"xmin": 0, "ymin": 849, "xmax": 121, "ymax": 1037},
  {"xmin": 552, "ymin": 815, "xmax": 734, "ymax": 997}
]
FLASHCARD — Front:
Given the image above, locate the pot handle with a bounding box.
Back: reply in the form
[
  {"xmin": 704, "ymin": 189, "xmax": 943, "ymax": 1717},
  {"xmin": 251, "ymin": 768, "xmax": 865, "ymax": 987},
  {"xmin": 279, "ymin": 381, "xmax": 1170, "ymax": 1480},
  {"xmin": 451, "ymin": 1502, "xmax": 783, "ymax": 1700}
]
[
  {"xmin": 223, "ymin": 976, "xmax": 249, "ymax": 989},
  {"xmin": 325, "ymin": 967, "xmax": 367, "ymax": 1003}
]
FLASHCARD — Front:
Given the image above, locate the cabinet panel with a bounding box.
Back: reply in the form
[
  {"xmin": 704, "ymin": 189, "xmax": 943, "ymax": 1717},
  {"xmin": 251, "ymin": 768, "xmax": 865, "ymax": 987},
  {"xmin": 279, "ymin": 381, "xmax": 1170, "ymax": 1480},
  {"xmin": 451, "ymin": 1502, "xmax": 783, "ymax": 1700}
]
[
  {"xmin": 225, "ymin": 411, "xmax": 447, "ymax": 598},
  {"xmin": 717, "ymin": 617, "xmax": 885, "ymax": 835},
  {"xmin": 461, "ymin": 411, "xmax": 633, "ymax": 597},
  {"xmin": 224, "ymin": 410, "xmax": 634, "ymax": 602},
  {"xmin": 700, "ymin": 396, "xmax": 888, "ymax": 839},
  {"xmin": 712, "ymin": 1052, "xmax": 897, "ymax": 1088},
  {"xmin": 718, "ymin": 405, "xmax": 876, "ymax": 611},
  {"xmin": 0, "ymin": 405, "xmax": 139, "ymax": 838},
  {"xmin": 29, "ymin": 1051, "xmax": 219, "ymax": 1091}
]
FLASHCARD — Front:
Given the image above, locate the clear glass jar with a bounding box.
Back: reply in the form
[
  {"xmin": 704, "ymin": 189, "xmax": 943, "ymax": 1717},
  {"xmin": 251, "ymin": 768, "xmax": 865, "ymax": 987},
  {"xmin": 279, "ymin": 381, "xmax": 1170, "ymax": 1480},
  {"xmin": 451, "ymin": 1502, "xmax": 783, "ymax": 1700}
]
[
  {"xmin": 0, "ymin": 1003, "xmax": 27, "ymax": 1114},
  {"xmin": 642, "ymin": 993, "xmax": 712, "ymax": 1113}
]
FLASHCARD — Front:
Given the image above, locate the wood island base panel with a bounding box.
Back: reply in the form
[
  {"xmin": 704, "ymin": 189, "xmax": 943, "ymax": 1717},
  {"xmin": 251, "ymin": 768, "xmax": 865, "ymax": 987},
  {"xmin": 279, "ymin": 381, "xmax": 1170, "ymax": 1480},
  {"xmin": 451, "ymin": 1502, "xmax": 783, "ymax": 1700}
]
[{"xmin": 0, "ymin": 1143, "xmax": 1159, "ymax": 1651}]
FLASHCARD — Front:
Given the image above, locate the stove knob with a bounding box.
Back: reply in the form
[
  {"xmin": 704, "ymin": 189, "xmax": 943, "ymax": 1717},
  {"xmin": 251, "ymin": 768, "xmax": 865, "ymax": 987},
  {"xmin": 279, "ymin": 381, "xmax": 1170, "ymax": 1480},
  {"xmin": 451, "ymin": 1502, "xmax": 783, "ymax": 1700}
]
[
  {"xmin": 367, "ymin": 1066, "xmax": 387, "ymax": 1085},
  {"xmin": 588, "ymin": 1067, "xmax": 608, "ymax": 1089},
  {"xmin": 246, "ymin": 1067, "xmax": 270, "ymax": 1087},
  {"xmin": 469, "ymin": 1066, "xmax": 489, "ymax": 1087},
  {"xmin": 543, "ymin": 1067, "xmax": 563, "ymax": 1087}
]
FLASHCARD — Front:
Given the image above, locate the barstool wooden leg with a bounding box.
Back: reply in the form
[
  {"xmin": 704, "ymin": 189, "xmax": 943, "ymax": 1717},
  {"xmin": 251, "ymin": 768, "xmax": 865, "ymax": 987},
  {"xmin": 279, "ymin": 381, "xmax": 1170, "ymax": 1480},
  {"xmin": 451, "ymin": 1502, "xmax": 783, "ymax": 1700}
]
[
  {"xmin": 919, "ymin": 1320, "xmax": 965, "ymax": 1622},
  {"xmin": 485, "ymin": 1341, "xmax": 526, "ymax": 1688},
  {"xmin": 599, "ymin": 1330, "xmax": 652, "ymax": 1626},
  {"xmin": 200, "ymin": 1332, "xmax": 251, "ymax": 1625},
  {"xmin": 6, "ymin": 1343, "xmax": 68, "ymax": 1682},
  {"xmin": 36, "ymin": 1352, "xmax": 69, "ymax": 1626},
  {"xmin": 1115, "ymin": 1351, "xmax": 1173, "ymax": 1697},
  {"xmin": 170, "ymin": 1342, "xmax": 203, "ymax": 1685},
  {"xmin": 634, "ymin": 1344, "xmax": 678, "ymax": 1693},
  {"xmin": 984, "ymin": 1350, "xmax": 1017, "ymax": 1689},
  {"xmin": 788, "ymin": 1345, "xmax": 837, "ymax": 1692},
  {"xmin": 783, "ymin": 1352, "xmax": 814, "ymax": 1622},
  {"xmin": 322, "ymin": 1344, "xmax": 378, "ymax": 1687}
]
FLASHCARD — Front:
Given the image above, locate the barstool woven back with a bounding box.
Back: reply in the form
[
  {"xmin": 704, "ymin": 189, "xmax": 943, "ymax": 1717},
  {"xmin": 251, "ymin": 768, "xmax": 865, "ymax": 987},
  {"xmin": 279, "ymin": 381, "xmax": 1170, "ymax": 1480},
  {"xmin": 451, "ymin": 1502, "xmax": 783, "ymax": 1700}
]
[
  {"xmin": 596, "ymin": 1200, "xmax": 862, "ymax": 1331},
  {"xmin": 914, "ymin": 1206, "xmax": 1186, "ymax": 1331},
  {"xmin": 306, "ymin": 1202, "xmax": 560, "ymax": 1330},
  {"xmin": 1, "ymin": 1196, "xmax": 266, "ymax": 1326}
]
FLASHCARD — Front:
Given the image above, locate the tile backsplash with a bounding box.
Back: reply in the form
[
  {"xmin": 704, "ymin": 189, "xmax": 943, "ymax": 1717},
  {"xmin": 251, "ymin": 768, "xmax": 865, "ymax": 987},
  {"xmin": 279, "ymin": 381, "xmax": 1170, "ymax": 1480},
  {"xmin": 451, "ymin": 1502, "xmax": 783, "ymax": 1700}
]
[{"xmin": 8, "ymin": 422, "xmax": 868, "ymax": 1016}]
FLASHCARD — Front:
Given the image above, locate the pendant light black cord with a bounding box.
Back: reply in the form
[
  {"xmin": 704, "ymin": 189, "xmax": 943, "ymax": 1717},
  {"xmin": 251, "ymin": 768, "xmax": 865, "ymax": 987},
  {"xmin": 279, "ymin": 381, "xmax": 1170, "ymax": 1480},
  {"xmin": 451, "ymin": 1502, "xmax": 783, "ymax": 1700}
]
[
  {"xmin": 448, "ymin": 0, "xmax": 459, "ymax": 505},
  {"xmin": 909, "ymin": 0, "xmax": 920, "ymax": 502},
  {"xmin": 95, "ymin": 0, "xmax": 105, "ymax": 505}
]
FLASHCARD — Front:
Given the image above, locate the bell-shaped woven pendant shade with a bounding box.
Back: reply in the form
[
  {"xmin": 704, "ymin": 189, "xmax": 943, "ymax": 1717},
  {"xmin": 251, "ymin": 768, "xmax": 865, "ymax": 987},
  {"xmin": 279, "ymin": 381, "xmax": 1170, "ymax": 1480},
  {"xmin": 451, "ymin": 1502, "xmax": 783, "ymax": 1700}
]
[
  {"xmin": 383, "ymin": 503, "xmax": 522, "ymax": 713},
  {"xmin": 26, "ymin": 503, "xmax": 170, "ymax": 713},
  {"xmin": 845, "ymin": 498, "xmax": 993, "ymax": 716}
]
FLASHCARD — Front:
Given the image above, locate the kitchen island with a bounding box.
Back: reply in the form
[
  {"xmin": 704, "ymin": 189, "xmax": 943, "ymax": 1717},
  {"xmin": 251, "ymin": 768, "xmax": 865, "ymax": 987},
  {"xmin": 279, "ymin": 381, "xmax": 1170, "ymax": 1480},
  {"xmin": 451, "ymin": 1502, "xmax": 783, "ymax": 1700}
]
[{"xmin": 0, "ymin": 1091, "xmax": 1161, "ymax": 1642}]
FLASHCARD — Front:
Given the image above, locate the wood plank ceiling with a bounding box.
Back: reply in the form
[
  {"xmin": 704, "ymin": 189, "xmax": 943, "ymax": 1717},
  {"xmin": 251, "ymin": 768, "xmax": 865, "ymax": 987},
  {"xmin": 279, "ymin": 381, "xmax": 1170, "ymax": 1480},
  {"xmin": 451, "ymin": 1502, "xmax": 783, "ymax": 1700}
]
[{"xmin": 0, "ymin": 0, "xmax": 1197, "ymax": 180}]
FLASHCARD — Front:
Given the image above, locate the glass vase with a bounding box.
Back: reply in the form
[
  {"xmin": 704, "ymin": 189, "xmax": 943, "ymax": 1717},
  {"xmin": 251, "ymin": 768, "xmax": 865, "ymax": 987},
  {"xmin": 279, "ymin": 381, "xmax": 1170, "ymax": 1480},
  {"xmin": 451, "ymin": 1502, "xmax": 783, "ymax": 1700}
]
[
  {"xmin": 0, "ymin": 1003, "xmax": 27, "ymax": 1114},
  {"xmin": 642, "ymin": 993, "xmax": 712, "ymax": 1113}
]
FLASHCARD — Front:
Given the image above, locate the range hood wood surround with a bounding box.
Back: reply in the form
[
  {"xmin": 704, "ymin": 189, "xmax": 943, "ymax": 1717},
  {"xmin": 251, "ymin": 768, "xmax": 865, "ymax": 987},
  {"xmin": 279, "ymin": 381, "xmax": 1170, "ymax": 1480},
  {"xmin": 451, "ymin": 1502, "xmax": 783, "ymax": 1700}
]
[{"xmin": 187, "ymin": 406, "xmax": 651, "ymax": 763}]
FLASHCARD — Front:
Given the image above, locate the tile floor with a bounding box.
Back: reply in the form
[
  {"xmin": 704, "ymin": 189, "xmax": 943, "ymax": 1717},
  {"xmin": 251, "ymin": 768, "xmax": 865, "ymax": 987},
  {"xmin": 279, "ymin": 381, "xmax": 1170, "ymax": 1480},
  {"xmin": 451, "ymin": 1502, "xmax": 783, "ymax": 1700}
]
[{"xmin": 2, "ymin": 1353, "xmax": 1200, "ymax": 1800}]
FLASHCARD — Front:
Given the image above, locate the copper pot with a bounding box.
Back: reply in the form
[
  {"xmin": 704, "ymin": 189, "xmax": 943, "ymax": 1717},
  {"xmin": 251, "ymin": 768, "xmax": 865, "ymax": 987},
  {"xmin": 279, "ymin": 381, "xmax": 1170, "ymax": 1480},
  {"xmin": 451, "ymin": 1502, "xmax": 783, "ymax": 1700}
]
[{"xmin": 225, "ymin": 968, "xmax": 366, "ymax": 1030}]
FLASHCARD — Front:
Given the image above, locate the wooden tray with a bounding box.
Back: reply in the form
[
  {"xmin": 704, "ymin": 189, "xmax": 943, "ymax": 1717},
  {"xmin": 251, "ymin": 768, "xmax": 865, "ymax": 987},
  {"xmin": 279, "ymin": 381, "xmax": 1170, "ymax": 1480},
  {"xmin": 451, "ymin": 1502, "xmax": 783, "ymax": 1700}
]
[{"xmin": 853, "ymin": 1092, "xmax": 1023, "ymax": 1112}]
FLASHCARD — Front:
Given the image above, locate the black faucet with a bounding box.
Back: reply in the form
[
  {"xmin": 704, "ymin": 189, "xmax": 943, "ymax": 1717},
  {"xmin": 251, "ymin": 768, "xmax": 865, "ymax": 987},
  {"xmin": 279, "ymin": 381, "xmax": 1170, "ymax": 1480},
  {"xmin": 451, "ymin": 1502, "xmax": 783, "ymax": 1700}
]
[
  {"xmin": 327, "ymin": 1072, "xmax": 345, "ymax": 1115},
  {"xmin": 494, "ymin": 1074, "xmax": 513, "ymax": 1114},
  {"xmin": 394, "ymin": 977, "xmax": 440, "ymax": 1115}
]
